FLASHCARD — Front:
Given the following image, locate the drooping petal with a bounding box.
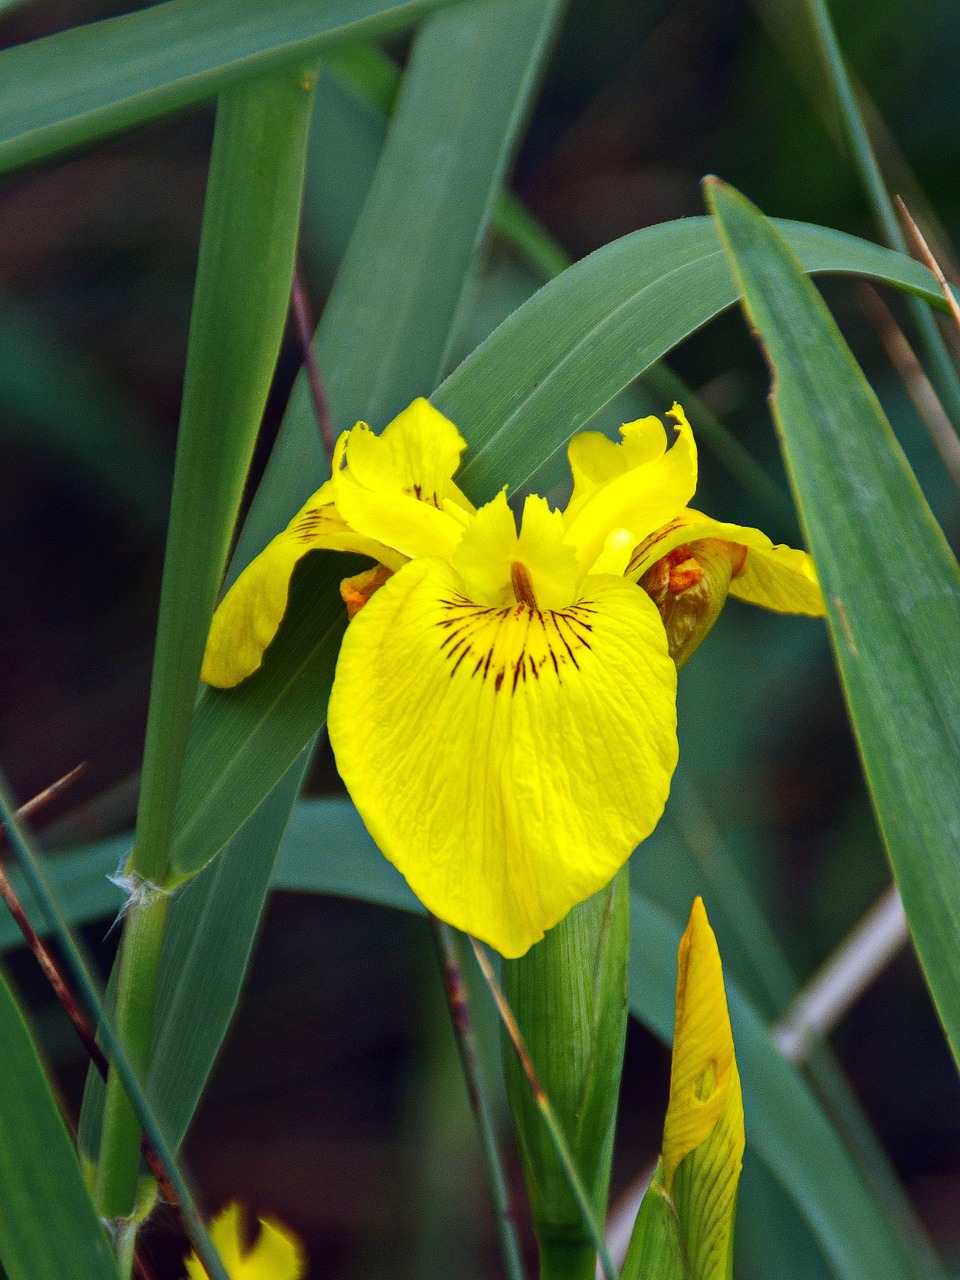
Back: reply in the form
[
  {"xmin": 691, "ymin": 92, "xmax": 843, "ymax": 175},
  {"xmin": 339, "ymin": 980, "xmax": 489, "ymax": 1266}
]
[
  {"xmin": 631, "ymin": 509, "xmax": 824, "ymax": 616},
  {"xmin": 185, "ymin": 1203, "xmax": 306, "ymax": 1280},
  {"xmin": 563, "ymin": 405, "xmax": 698, "ymax": 574},
  {"xmin": 661, "ymin": 899, "xmax": 744, "ymax": 1280},
  {"xmin": 328, "ymin": 557, "xmax": 678, "ymax": 958},
  {"xmin": 201, "ymin": 492, "xmax": 402, "ymax": 688},
  {"xmin": 331, "ymin": 398, "xmax": 473, "ymax": 560}
]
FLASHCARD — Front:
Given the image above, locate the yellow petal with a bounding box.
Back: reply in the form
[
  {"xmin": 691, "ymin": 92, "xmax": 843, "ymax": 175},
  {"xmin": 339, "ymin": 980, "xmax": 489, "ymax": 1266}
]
[
  {"xmin": 563, "ymin": 405, "xmax": 698, "ymax": 573},
  {"xmin": 331, "ymin": 398, "xmax": 473, "ymax": 560},
  {"xmin": 661, "ymin": 898, "xmax": 736, "ymax": 1193},
  {"xmin": 185, "ymin": 1203, "xmax": 306, "ymax": 1280},
  {"xmin": 452, "ymin": 491, "xmax": 581, "ymax": 610},
  {"xmin": 566, "ymin": 413, "xmax": 669, "ymax": 516},
  {"xmin": 631, "ymin": 509, "xmax": 824, "ymax": 616},
  {"xmin": 201, "ymin": 492, "xmax": 402, "ymax": 688},
  {"xmin": 328, "ymin": 557, "xmax": 678, "ymax": 958}
]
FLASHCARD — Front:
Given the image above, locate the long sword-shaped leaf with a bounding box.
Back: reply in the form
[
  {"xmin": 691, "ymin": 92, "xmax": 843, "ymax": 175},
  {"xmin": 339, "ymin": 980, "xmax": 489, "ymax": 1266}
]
[
  {"xmin": 0, "ymin": 973, "xmax": 121, "ymax": 1280},
  {"xmin": 707, "ymin": 178, "xmax": 960, "ymax": 1070},
  {"xmin": 0, "ymin": 0, "xmax": 453, "ymax": 175},
  {"xmin": 168, "ymin": 218, "xmax": 954, "ymax": 877},
  {"xmin": 134, "ymin": 0, "xmax": 567, "ymax": 1161},
  {"xmin": 94, "ymin": 67, "xmax": 319, "ymax": 1219}
]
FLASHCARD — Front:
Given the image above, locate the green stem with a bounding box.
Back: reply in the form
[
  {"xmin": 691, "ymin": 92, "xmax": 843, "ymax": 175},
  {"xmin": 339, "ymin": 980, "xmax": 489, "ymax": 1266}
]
[
  {"xmin": 470, "ymin": 936, "xmax": 620, "ymax": 1280},
  {"xmin": 95, "ymin": 896, "xmax": 168, "ymax": 1218}
]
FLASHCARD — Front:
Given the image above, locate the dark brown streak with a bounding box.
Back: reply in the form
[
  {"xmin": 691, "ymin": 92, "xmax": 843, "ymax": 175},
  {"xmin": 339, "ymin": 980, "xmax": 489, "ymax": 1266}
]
[
  {"xmin": 549, "ymin": 614, "xmax": 581, "ymax": 669},
  {"xmin": 511, "ymin": 654, "xmax": 526, "ymax": 694},
  {"xmin": 555, "ymin": 610, "xmax": 593, "ymax": 650}
]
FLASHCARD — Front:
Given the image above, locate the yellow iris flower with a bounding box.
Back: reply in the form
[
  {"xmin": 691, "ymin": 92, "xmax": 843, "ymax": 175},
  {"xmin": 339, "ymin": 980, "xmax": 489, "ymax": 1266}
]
[
  {"xmin": 184, "ymin": 1204, "xmax": 305, "ymax": 1280},
  {"xmin": 202, "ymin": 399, "xmax": 822, "ymax": 957}
]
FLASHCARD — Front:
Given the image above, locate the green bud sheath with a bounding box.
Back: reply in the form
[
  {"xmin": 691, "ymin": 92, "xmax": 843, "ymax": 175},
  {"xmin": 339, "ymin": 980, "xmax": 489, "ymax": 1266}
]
[
  {"xmin": 503, "ymin": 866, "xmax": 630, "ymax": 1280},
  {"xmin": 622, "ymin": 1164, "xmax": 690, "ymax": 1280}
]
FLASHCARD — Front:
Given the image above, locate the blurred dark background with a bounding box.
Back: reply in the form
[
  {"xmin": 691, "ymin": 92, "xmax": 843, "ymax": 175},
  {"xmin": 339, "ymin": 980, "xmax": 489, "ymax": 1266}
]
[{"xmin": 2, "ymin": 0, "xmax": 960, "ymax": 1275}]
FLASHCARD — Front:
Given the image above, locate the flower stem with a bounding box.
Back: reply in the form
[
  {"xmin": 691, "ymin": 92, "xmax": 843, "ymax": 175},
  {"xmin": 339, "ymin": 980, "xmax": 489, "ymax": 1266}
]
[
  {"xmin": 95, "ymin": 894, "xmax": 169, "ymax": 1218},
  {"xmin": 431, "ymin": 918, "xmax": 526, "ymax": 1280},
  {"xmin": 470, "ymin": 937, "xmax": 619, "ymax": 1280}
]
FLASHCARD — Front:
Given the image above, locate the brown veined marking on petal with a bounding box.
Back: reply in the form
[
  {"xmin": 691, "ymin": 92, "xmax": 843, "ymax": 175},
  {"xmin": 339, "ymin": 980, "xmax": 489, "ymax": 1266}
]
[
  {"xmin": 293, "ymin": 507, "xmax": 328, "ymax": 541},
  {"xmin": 627, "ymin": 516, "xmax": 687, "ymax": 575},
  {"xmin": 556, "ymin": 607, "xmax": 595, "ymax": 645},
  {"xmin": 410, "ymin": 482, "xmax": 441, "ymax": 507}
]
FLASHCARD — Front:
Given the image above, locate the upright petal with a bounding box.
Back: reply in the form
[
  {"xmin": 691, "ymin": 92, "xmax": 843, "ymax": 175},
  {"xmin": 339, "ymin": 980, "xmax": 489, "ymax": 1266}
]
[
  {"xmin": 332, "ymin": 398, "xmax": 473, "ymax": 560},
  {"xmin": 566, "ymin": 413, "xmax": 669, "ymax": 517},
  {"xmin": 452, "ymin": 491, "xmax": 581, "ymax": 610},
  {"xmin": 201, "ymin": 492, "xmax": 401, "ymax": 688},
  {"xmin": 631, "ymin": 509, "xmax": 824, "ymax": 616},
  {"xmin": 563, "ymin": 406, "xmax": 698, "ymax": 574},
  {"xmin": 328, "ymin": 557, "xmax": 678, "ymax": 957}
]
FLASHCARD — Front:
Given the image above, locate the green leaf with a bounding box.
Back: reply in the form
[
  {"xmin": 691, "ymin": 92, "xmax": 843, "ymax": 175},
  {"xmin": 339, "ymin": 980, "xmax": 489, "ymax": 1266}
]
[
  {"xmin": 169, "ymin": 217, "xmax": 954, "ymax": 879},
  {"xmin": 0, "ymin": 0, "xmax": 453, "ymax": 175},
  {"xmin": 127, "ymin": 0, "xmax": 567, "ymax": 1171},
  {"xmin": 79, "ymin": 760, "xmax": 312, "ymax": 1161},
  {"xmin": 95, "ymin": 65, "xmax": 318, "ymax": 1217},
  {"xmin": 706, "ymin": 179, "xmax": 960, "ymax": 1071},
  {"xmin": 135, "ymin": 67, "xmax": 317, "ymax": 888},
  {"xmin": 170, "ymin": 0, "xmax": 567, "ymax": 878},
  {"xmin": 0, "ymin": 973, "xmax": 120, "ymax": 1280},
  {"xmin": 502, "ymin": 871, "xmax": 629, "ymax": 1271}
]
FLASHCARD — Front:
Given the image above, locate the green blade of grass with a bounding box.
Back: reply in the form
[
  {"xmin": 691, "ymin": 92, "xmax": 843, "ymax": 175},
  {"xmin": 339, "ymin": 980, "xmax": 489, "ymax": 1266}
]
[
  {"xmin": 0, "ymin": 0, "xmax": 454, "ymax": 175},
  {"xmin": 0, "ymin": 972, "xmax": 121, "ymax": 1280},
  {"xmin": 95, "ymin": 65, "xmax": 318, "ymax": 1219},
  {"xmin": 83, "ymin": 0, "xmax": 568, "ymax": 1189},
  {"xmin": 78, "ymin": 757, "xmax": 312, "ymax": 1162},
  {"xmin": 167, "ymin": 218, "xmax": 955, "ymax": 877},
  {"xmin": 708, "ymin": 179, "xmax": 960, "ymax": 1071}
]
